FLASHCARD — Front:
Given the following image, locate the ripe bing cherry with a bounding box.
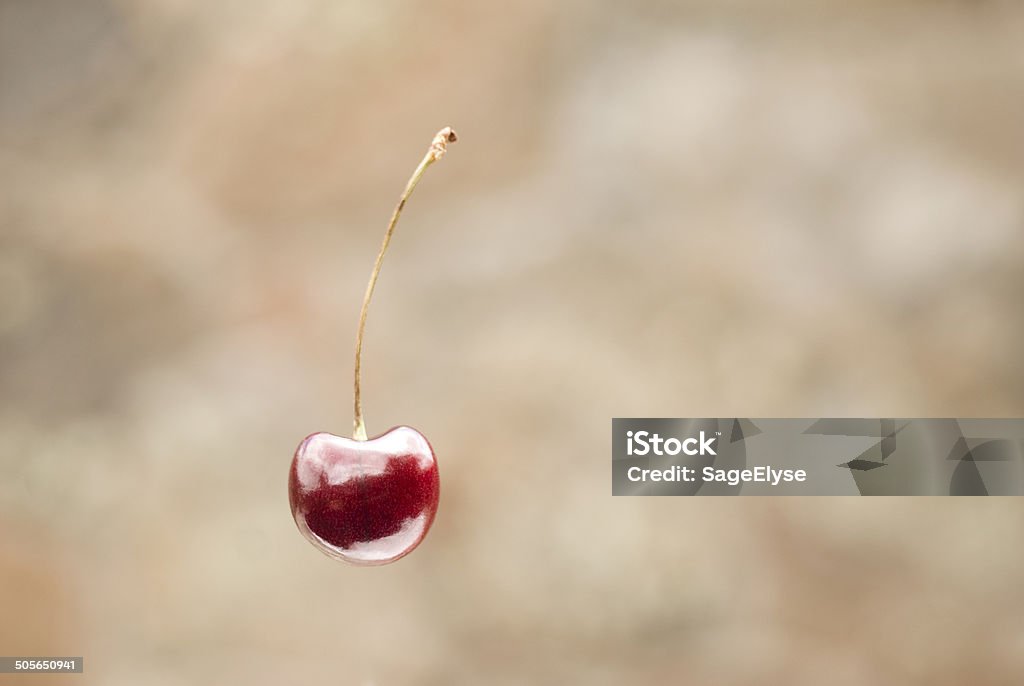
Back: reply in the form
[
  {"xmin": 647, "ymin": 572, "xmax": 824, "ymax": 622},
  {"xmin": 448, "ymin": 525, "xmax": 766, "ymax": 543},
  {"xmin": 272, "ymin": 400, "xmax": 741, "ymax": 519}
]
[{"xmin": 289, "ymin": 128, "xmax": 457, "ymax": 565}]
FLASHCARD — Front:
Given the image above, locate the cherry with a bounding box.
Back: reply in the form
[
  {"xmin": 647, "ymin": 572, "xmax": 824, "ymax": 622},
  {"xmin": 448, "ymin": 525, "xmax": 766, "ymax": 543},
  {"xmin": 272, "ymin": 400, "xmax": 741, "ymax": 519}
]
[
  {"xmin": 289, "ymin": 427, "xmax": 439, "ymax": 565},
  {"xmin": 289, "ymin": 128, "xmax": 457, "ymax": 564}
]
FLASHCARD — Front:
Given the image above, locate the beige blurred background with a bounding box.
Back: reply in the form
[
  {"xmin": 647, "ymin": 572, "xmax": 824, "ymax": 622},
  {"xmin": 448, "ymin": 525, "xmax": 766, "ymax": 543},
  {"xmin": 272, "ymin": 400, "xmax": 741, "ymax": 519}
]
[{"xmin": 2, "ymin": 1, "xmax": 1024, "ymax": 684}]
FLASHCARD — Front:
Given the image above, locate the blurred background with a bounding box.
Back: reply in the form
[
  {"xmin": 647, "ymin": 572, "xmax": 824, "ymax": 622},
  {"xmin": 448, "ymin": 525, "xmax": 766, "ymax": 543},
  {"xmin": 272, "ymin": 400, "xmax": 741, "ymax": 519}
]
[{"xmin": 2, "ymin": 0, "xmax": 1024, "ymax": 683}]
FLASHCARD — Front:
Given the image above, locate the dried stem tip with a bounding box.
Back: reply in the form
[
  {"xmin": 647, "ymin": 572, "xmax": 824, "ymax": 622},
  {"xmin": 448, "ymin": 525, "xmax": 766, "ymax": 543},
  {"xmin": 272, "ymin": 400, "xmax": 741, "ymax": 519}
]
[{"xmin": 429, "ymin": 127, "xmax": 458, "ymax": 161}]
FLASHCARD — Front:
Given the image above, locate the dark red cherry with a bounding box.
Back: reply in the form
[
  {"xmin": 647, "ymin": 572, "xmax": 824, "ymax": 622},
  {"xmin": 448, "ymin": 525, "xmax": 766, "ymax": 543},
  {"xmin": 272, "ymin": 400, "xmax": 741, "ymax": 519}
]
[
  {"xmin": 290, "ymin": 129, "xmax": 456, "ymax": 564},
  {"xmin": 288, "ymin": 426, "xmax": 440, "ymax": 565}
]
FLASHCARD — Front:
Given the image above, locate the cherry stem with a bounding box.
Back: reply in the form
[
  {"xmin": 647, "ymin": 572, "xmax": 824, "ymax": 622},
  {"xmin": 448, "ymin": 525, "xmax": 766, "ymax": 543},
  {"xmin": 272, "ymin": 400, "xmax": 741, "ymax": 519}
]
[{"xmin": 353, "ymin": 127, "xmax": 458, "ymax": 440}]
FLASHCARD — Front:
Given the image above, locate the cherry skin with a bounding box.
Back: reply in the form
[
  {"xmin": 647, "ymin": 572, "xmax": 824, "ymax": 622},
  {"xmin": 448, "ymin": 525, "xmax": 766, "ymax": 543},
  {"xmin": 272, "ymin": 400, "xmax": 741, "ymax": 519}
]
[{"xmin": 288, "ymin": 426, "xmax": 440, "ymax": 565}]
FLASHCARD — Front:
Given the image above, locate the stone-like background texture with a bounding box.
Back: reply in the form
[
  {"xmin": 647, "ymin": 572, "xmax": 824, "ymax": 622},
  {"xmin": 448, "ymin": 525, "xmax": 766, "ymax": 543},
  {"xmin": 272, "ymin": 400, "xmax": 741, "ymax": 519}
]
[{"xmin": 1, "ymin": 1, "xmax": 1023, "ymax": 684}]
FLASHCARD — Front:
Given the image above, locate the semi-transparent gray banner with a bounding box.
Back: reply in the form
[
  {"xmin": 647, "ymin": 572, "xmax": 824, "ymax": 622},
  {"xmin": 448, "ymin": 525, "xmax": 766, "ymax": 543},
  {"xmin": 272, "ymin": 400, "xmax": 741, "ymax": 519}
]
[
  {"xmin": 0, "ymin": 657, "xmax": 83, "ymax": 673},
  {"xmin": 612, "ymin": 419, "xmax": 1024, "ymax": 495}
]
